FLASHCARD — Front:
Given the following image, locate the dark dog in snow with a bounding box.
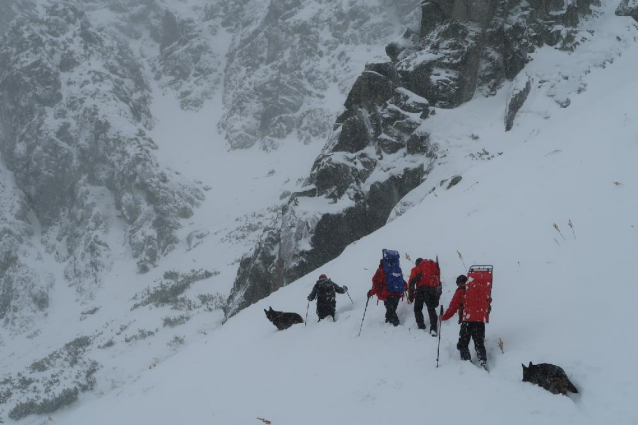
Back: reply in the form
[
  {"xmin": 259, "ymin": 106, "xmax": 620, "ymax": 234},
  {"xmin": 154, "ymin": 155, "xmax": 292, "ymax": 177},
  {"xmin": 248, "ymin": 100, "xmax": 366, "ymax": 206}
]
[
  {"xmin": 522, "ymin": 362, "xmax": 578, "ymax": 395},
  {"xmin": 264, "ymin": 307, "xmax": 304, "ymax": 330}
]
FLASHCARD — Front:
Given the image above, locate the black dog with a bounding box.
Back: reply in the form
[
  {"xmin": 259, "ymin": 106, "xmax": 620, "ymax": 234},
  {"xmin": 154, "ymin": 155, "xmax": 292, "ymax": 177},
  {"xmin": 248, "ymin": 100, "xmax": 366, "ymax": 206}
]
[
  {"xmin": 264, "ymin": 307, "xmax": 304, "ymax": 330},
  {"xmin": 522, "ymin": 362, "xmax": 578, "ymax": 395}
]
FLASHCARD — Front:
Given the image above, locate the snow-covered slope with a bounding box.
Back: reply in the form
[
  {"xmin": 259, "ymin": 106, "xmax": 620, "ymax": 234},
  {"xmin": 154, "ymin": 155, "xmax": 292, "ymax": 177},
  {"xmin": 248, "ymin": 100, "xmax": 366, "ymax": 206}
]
[
  {"xmin": 45, "ymin": 7, "xmax": 638, "ymax": 425},
  {"xmin": 1, "ymin": 0, "xmax": 637, "ymax": 423}
]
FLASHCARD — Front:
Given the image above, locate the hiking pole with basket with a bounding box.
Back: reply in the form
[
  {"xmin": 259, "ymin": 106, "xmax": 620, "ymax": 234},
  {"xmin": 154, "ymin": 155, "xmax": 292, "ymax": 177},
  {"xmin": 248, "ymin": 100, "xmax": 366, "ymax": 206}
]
[
  {"xmin": 358, "ymin": 296, "xmax": 371, "ymax": 337},
  {"xmin": 305, "ymin": 301, "xmax": 310, "ymax": 327},
  {"xmin": 436, "ymin": 305, "xmax": 443, "ymax": 368}
]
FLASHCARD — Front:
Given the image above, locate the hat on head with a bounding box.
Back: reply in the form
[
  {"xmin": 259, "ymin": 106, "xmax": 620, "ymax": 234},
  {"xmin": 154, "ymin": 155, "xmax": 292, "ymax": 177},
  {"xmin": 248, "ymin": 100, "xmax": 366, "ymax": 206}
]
[
  {"xmin": 456, "ymin": 275, "xmax": 468, "ymax": 285},
  {"xmin": 415, "ymin": 258, "xmax": 423, "ymax": 266},
  {"xmin": 319, "ymin": 274, "xmax": 327, "ymax": 279}
]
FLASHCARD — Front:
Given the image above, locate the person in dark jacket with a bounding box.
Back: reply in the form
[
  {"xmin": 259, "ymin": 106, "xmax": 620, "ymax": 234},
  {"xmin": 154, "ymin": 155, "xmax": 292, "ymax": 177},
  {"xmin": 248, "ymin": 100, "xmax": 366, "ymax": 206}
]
[
  {"xmin": 440, "ymin": 274, "xmax": 487, "ymax": 367},
  {"xmin": 307, "ymin": 274, "xmax": 347, "ymax": 321},
  {"xmin": 367, "ymin": 260, "xmax": 407, "ymax": 327},
  {"xmin": 408, "ymin": 258, "xmax": 441, "ymax": 336}
]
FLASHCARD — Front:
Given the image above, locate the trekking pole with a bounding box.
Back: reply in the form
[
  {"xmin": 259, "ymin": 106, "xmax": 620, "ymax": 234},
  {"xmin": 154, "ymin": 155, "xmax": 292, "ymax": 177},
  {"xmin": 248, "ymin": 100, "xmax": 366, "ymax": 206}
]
[
  {"xmin": 346, "ymin": 290, "xmax": 354, "ymax": 305},
  {"xmin": 358, "ymin": 296, "xmax": 371, "ymax": 337},
  {"xmin": 436, "ymin": 305, "xmax": 443, "ymax": 368},
  {"xmin": 305, "ymin": 301, "xmax": 310, "ymax": 327},
  {"xmin": 456, "ymin": 250, "xmax": 467, "ymax": 271}
]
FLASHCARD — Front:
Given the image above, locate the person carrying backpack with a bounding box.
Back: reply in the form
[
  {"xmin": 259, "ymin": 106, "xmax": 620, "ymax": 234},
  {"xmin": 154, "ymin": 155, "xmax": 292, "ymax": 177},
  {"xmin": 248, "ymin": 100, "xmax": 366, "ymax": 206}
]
[
  {"xmin": 307, "ymin": 274, "xmax": 347, "ymax": 321},
  {"xmin": 367, "ymin": 250, "xmax": 407, "ymax": 327},
  {"xmin": 440, "ymin": 274, "xmax": 488, "ymax": 368},
  {"xmin": 408, "ymin": 258, "xmax": 441, "ymax": 336}
]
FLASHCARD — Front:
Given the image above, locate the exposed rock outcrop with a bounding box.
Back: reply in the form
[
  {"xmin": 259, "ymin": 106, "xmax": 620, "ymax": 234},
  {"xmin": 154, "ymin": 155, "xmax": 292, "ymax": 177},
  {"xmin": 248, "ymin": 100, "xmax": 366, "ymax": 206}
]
[
  {"xmin": 394, "ymin": 0, "xmax": 597, "ymax": 107},
  {"xmin": 616, "ymin": 0, "xmax": 638, "ymax": 22},
  {"xmin": 505, "ymin": 75, "xmax": 533, "ymax": 131}
]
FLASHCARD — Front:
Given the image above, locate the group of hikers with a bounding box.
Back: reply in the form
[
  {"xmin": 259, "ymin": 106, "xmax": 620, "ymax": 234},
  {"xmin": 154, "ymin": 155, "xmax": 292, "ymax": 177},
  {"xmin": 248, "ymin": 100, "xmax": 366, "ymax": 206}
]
[{"xmin": 307, "ymin": 249, "xmax": 492, "ymax": 367}]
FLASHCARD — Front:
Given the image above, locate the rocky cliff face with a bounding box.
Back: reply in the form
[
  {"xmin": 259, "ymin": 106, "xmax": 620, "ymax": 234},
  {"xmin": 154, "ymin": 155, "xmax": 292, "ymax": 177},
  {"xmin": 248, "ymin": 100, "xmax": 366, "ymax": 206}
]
[
  {"xmin": 216, "ymin": 0, "xmax": 421, "ymax": 150},
  {"xmin": 0, "ymin": 3, "xmax": 203, "ymax": 308},
  {"xmin": 393, "ymin": 0, "xmax": 597, "ymax": 114},
  {"xmin": 84, "ymin": 0, "xmax": 223, "ymax": 110},
  {"xmin": 227, "ymin": 60, "xmax": 434, "ymax": 314},
  {"xmin": 227, "ymin": 0, "xmax": 599, "ymax": 314},
  {"xmin": 0, "ymin": 164, "xmax": 53, "ymax": 330}
]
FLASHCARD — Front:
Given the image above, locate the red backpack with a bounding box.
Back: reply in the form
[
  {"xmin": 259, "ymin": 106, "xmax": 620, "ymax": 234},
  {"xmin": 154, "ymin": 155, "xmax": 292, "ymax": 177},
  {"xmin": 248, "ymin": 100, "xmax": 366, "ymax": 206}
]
[
  {"xmin": 463, "ymin": 265, "xmax": 493, "ymax": 323},
  {"xmin": 416, "ymin": 259, "xmax": 440, "ymax": 287}
]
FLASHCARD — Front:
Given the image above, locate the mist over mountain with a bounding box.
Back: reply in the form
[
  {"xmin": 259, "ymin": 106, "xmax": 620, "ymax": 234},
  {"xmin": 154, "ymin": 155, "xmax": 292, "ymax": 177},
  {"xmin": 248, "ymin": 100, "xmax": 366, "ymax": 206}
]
[{"xmin": 0, "ymin": 0, "xmax": 636, "ymax": 423}]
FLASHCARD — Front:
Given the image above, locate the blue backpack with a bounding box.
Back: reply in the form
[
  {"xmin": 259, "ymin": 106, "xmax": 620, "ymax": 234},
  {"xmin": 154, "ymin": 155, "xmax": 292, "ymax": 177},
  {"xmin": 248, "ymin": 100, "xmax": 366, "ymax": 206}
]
[{"xmin": 382, "ymin": 249, "xmax": 404, "ymax": 294}]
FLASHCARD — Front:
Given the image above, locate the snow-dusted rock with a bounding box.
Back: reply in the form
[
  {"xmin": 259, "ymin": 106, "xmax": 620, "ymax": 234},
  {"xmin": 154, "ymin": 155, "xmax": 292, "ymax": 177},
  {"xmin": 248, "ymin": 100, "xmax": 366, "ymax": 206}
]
[
  {"xmin": 0, "ymin": 3, "xmax": 203, "ymax": 298},
  {"xmin": 227, "ymin": 61, "xmax": 434, "ymax": 314},
  {"xmin": 152, "ymin": 10, "xmax": 222, "ymax": 110},
  {"xmin": 616, "ymin": 0, "xmax": 638, "ymax": 22},
  {"xmin": 0, "ymin": 165, "xmax": 53, "ymax": 331},
  {"xmin": 505, "ymin": 74, "xmax": 533, "ymax": 131},
  {"xmin": 395, "ymin": 0, "xmax": 597, "ymax": 106},
  {"xmin": 217, "ymin": 0, "xmax": 421, "ymax": 150}
]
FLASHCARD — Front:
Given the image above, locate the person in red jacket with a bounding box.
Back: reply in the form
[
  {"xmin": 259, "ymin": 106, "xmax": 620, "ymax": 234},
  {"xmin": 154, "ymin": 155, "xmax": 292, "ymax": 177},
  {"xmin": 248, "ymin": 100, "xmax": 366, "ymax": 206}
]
[
  {"xmin": 408, "ymin": 258, "xmax": 441, "ymax": 336},
  {"xmin": 440, "ymin": 274, "xmax": 487, "ymax": 367},
  {"xmin": 367, "ymin": 260, "xmax": 408, "ymax": 326}
]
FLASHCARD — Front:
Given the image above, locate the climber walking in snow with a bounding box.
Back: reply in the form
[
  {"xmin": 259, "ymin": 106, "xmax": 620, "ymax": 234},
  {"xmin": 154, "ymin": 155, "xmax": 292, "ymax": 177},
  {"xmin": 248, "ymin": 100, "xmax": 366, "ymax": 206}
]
[
  {"xmin": 408, "ymin": 257, "xmax": 441, "ymax": 336},
  {"xmin": 367, "ymin": 250, "xmax": 407, "ymax": 327},
  {"xmin": 307, "ymin": 274, "xmax": 347, "ymax": 321},
  {"xmin": 440, "ymin": 268, "xmax": 493, "ymax": 369}
]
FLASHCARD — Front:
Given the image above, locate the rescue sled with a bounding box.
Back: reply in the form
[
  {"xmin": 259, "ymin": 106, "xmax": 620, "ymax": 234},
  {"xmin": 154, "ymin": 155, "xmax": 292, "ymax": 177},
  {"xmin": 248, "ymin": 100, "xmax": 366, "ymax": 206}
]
[{"xmin": 464, "ymin": 265, "xmax": 493, "ymax": 323}]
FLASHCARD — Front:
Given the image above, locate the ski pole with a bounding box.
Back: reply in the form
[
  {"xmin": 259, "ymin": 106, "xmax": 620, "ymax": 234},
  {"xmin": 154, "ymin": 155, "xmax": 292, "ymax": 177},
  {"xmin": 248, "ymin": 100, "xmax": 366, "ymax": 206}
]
[
  {"xmin": 358, "ymin": 296, "xmax": 371, "ymax": 337},
  {"xmin": 436, "ymin": 305, "xmax": 443, "ymax": 368},
  {"xmin": 305, "ymin": 301, "xmax": 310, "ymax": 327},
  {"xmin": 346, "ymin": 290, "xmax": 354, "ymax": 305}
]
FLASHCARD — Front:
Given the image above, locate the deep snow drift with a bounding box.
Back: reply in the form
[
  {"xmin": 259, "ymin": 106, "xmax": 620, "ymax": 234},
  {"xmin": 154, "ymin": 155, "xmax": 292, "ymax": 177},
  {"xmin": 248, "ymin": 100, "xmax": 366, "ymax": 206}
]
[{"xmin": 42, "ymin": 7, "xmax": 638, "ymax": 425}]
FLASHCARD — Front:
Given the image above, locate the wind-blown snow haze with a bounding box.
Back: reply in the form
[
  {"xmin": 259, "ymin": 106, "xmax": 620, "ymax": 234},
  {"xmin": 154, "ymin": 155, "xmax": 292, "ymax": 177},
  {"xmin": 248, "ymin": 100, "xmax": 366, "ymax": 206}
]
[{"xmin": 0, "ymin": 0, "xmax": 637, "ymax": 423}]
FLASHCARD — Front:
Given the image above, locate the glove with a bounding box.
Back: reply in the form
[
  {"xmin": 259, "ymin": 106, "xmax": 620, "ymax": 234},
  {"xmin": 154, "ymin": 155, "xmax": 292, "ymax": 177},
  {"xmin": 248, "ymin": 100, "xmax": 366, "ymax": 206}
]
[
  {"xmin": 367, "ymin": 290, "xmax": 372, "ymax": 299},
  {"xmin": 342, "ymin": 285, "xmax": 348, "ymax": 291},
  {"xmin": 307, "ymin": 295, "xmax": 312, "ymax": 302}
]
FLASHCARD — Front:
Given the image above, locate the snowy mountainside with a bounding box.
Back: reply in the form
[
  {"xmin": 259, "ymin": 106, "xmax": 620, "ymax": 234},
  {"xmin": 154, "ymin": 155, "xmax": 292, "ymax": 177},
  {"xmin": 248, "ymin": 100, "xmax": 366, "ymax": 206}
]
[
  {"xmin": 227, "ymin": 0, "xmax": 609, "ymax": 315},
  {"xmin": 0, "ymin": 1, "xmax": 206, "ymax": 308},
  {"xmin": 0, "ymin": 0, "xmax": 419, "ymax": 331},
  {"xmin": 56, "ymin": 13, "xmax": 638, "ymax": 423},
  {"xmin": 0, "ymin": 0, "xmax": 637, "ymax": 423}
]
